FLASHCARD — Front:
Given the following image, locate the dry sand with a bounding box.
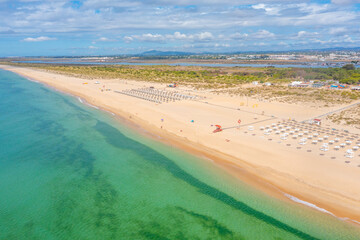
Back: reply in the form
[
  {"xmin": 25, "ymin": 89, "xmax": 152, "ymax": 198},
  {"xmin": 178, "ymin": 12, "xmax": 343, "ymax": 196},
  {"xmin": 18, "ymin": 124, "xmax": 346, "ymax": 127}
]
[{"xmin": 2, "ymin": 64, "xmax": 360, "ymax": 226}]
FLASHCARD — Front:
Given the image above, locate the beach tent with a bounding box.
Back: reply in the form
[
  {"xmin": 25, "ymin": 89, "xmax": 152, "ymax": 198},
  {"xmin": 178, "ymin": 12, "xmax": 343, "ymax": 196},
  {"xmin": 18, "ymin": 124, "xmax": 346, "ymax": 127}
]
[
  {"xmin": 313, "ymin": 119, "xmax": 321, "ymax": 126},
  {"xmin": 213, "ymin": 125, "xmax": 222, "ymax": 133}
]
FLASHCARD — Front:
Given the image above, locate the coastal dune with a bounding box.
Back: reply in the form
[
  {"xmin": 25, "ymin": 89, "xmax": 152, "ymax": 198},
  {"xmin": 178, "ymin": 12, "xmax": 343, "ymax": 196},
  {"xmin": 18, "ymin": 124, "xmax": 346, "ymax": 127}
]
[{"xmin": 2, "ymin": 64, "xmax": 360, "ymax": 226}]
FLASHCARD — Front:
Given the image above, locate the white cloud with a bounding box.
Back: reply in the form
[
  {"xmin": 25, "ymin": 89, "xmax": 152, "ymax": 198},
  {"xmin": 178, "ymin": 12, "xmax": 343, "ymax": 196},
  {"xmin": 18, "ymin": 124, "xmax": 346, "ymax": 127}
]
[
  {"xmin": 313, "ymin": 35, "xmax": 357, "ymax": 44},
  {"xmin": 331, "ymin": 0, "xmax": 360, "ymax": 4},
  {"xmin": 297, "ymin": 31, "xmax": 318, "ymax": 38},
  {"xmin": 131, "ymin": 33, "xmax": 165, "ymax": 42},
  {"xmin": 329, "ymin": 27, "xmax": 347, "ymax": 35},
  {"xmin": 22, "ymin": 36, "xmax": 56, "ymax": 42},
  {"xmin": 2, "ymin": 1, "xmax": 359, "ymax": 36},
  {"xmin": 195, "ymin": 32, "xmax": 213, "ymax": 40},
  {"xmin": 252, "ymin": 30, "xmax": 275, "ymax": 39},
  {"xmin": 123, "ymin": 36, "xmax": 133, "ymax": 43},
  {"xmin": 253, "ymin": 42, "xmax": 267, "ymax": 46},
  {"xmin": 124, "ymin": 30, "xmax": 277, "ymax": 43},
  {"xmin": 297, "ymin": 3, "xmax": 329, "ymax": 14},
  {"xmin": 166, "ymin": 31, "xmax": 187, "ymax": 40},
  {"xmin": 124, "ymin": 31, "xmax": 214, "ymax": 43},
  {"xmin": 297, "ymin": 31, "xmax": 307, "ymax": 37},
  {"xmin": 0, "ymin": 27, "xmax": 15, "ymax": 34},
  {"xmin": 295, "ymin": 11, "xmax": 357, "ymax": 25},
  {"xmin": 230, "ymin": 32, "xmax": 248, "ymax": 40},
  {"xmin": 97, "ymin": 37, "xmax": 116, "ymax": 42},
  {"xmin": 214, "ymin": 43, "xmax": 230, "ymax": 47},
  {"xmin": 343, "ymin": 35, "xmax": 355, "ymax": 42},
  {"xmin": 252, "ymin": 4, "xmax": 281, "ymax": 15},
  {"xmin": 2, "ymin": 0, "xmax": 360, "ymax": 53}
]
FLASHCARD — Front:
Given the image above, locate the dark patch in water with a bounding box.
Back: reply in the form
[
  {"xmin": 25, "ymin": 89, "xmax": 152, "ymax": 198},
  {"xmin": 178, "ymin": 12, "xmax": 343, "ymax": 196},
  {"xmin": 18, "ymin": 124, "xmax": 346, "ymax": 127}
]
[
  {"xmin": 3, "ymin": 103, "xmax": 121, "ymax": 239},
  {"xmin": 33, "ymin": 119, "xmax": 65, "ymax": 137},
  {"xmin": 65, "ymin": 143, "xmax": 95, "ymax": 177},
  {"xmin": 176, "ymin": 207, "xmax": 234, "ymax": 238},
  {"xmin": 45, "ymin": 141, "xmax": 121, "ymax": 239},
  {"xmin": 95, "ymin": 120, "xmax": 319, "ymax": 240},
  {"xmin": 140, "ymin": 231, "xmax": 171, "ymax": 240}
]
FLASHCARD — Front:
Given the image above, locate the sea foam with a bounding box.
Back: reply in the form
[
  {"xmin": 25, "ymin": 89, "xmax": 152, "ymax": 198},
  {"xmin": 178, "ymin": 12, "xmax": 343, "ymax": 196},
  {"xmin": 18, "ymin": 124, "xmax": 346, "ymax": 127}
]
[
  {"xmin": 284, "ymin": 193, "xmax": 335, "ymax": 216},
  {"xmin": 77, "ymin": 97, "xmax": 99, "ymax": 109}
]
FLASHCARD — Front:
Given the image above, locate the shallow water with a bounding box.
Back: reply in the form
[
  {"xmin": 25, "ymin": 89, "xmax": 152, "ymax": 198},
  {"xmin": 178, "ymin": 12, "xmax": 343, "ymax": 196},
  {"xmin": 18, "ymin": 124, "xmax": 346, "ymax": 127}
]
[{"xmin": 0, "ymin": 69, "xmax": 359, "ymax": 239}]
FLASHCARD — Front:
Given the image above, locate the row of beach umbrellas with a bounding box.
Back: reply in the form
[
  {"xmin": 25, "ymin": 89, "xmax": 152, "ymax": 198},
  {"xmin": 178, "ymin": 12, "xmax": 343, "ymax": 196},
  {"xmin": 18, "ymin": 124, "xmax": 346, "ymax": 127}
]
[
  {"xmin": 258, "ymin": 120, "xmax": 360, "ymax": 158},
  {"xmin": 116, "ymin": 88, "xmax": 198, "ymax": 103}
]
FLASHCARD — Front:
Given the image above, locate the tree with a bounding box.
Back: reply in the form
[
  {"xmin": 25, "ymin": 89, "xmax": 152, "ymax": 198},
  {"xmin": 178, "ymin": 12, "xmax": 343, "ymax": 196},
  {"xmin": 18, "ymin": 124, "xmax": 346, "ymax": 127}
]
[
  {"xmin": 339, "ymin": 78, "xmax": 357, "ymax": 85},
  {"xmin": 333, "ymin": 69, "xmax": 348, "ymax": 81},
  {"xmin": 342, "ymin": 64, "xmax": 355, "ymax": 71}
]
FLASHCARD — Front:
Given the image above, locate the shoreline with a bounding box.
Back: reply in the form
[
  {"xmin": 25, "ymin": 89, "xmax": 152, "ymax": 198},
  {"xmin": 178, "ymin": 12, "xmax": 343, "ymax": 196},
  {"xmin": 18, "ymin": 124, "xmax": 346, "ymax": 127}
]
[
  {"xmin": 64, "ymin": 86, "xmax": 360, "ymax": 229},
  {"xmin": 75, "ymin": 94, "xmax": 352, "ymax": 224},
  {"xmin": 76, "ymin": 92, "xmax": 360, "ymax": 226},
  {"xmin": 2, "ymin": 64, "xmax": 360, "ymax": 227}
]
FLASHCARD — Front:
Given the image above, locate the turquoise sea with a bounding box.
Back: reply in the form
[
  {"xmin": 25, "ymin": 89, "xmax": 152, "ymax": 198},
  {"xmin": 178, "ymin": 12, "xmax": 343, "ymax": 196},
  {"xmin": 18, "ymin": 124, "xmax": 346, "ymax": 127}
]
[{"xmin": 0, "ymin": 69, "xmax": 360, "ymax": 240}]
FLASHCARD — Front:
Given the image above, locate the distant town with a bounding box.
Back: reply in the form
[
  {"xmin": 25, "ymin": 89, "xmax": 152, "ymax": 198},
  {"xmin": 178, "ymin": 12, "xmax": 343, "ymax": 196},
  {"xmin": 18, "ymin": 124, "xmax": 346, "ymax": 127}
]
[{"xmin": 2, "ymin": 49, "xmax": 360, "ymax": 64}]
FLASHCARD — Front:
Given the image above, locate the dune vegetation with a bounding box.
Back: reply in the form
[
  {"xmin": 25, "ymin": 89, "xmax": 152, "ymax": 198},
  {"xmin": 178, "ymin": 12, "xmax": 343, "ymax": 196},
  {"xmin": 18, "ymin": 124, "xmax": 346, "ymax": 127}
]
[
  {"xmin": 4, "ymin": 62, "xmax": 359, "ymax": 87},
  {"xmin": 214, "ymin": 86, "xmax": 360, "ymax": 106},
  {"xmin": 327, "ymin": 104, "xmax": 360, "ymax": 128},
  {"xmin": 3, "ymin": 62, "xmax": 360, "ymax": 106}
]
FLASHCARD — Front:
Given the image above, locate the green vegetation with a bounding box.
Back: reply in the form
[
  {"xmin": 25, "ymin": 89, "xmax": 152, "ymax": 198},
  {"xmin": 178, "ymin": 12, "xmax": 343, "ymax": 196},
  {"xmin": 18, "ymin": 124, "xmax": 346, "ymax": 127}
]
[
  {"xmin": 342, "ymin": 63, "xmax": 356, "ymax": 71},
  {"xmin": 1, "ymin": 61, "xmax": 359, "ymax": 106},
  {"xmin": 215, "ymin": 86, "xmax": 360, "ymax": 106},
  {"xmin": 3, "ymin": 62, "xmax": 359, "ymax": 88}
]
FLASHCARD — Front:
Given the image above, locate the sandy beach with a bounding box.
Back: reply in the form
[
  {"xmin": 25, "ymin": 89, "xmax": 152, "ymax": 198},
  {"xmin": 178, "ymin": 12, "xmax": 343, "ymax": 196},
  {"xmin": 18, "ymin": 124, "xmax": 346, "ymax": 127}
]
[{"xmin": 2, "ymin": 64, "xmax": 360, "ymax": 226}]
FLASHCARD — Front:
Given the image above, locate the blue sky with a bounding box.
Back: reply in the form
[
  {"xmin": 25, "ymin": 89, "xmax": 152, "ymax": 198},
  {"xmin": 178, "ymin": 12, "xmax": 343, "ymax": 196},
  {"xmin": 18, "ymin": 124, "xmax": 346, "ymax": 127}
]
[{"xmin": 0, "ymin": 0, "xmax": 359, "ymax": 56}]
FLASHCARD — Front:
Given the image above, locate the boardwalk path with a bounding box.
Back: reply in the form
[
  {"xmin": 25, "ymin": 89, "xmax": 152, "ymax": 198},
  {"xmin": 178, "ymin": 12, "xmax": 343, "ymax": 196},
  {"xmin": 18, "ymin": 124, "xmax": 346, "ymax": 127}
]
[
  {"xmin": 302, "ymin": 100, "xmax": 360, "ymax": 123},
  {"xmin": 196, "ymin": 100, "xmax": 277, "ymax": 131}
]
